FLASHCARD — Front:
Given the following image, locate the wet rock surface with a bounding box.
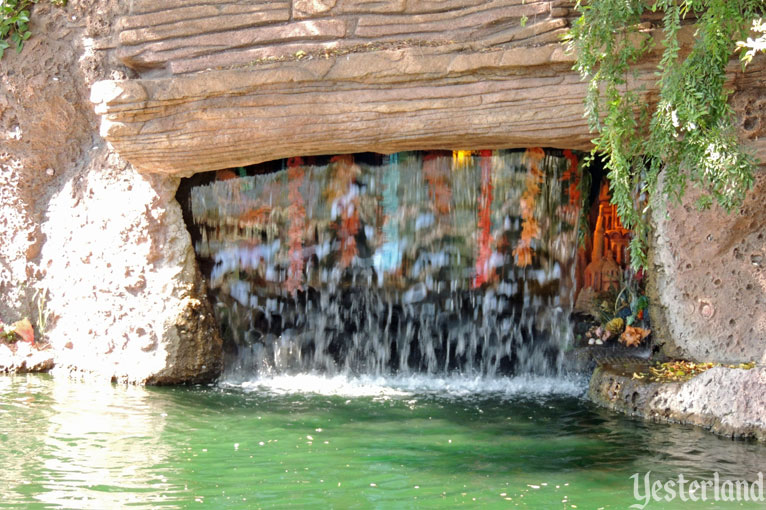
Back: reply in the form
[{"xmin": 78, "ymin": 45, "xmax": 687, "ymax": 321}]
[
  {"xmin": 590, "ymin": 364, "xmax": 766, "ymax": 442},
  {"xmin": 0, "ymin": 343, "xmax": 54, "ymax": 374}
]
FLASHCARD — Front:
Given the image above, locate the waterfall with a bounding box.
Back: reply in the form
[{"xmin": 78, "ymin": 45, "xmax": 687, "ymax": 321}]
[{"xmin": 188, "ymin": 150, "xmax": 581, "ymax": 381}]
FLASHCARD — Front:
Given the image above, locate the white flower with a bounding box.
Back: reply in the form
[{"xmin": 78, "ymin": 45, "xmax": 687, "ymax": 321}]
[{"xmin": 705, "ymin": 143, "xmax": 721, "ymax": 162}]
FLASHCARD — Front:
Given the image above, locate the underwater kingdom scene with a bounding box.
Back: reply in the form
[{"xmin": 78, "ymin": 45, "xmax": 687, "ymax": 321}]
[{"xmin": 188, "ymin": 149, "xmax": 583, "ymax": 379}]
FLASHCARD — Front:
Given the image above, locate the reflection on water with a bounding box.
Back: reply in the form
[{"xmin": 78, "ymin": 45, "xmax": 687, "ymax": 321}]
[
  {"xmin": 2, "ymin": 374, "xmax": 766, "ymax": 509},
  {"xmin": 0, "ymin": 375, "xmax": 176, "ymax": 509},
  {"xmin": 189, "ymin": 150, "xmax": 582, "ymax": 378}
]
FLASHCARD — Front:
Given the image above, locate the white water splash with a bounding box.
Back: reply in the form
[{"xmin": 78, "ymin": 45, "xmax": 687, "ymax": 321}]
[{"xmin": 221, "ymin": 373, "xmax": 588, "ymax": 399}]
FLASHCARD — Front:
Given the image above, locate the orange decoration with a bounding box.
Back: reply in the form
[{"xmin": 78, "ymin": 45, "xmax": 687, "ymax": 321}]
[
  {"xmin": 583, "ymin": 203, "xmax": 621, "ymax": 292},
  {"xmin": 12, "ymin": 318, "xmax": 34, "ymax": 345},
  {"xmin": 474, "ymin": 150, "xmax": 495, "ymax": 287},
  {"xmin": 582, "ymin": 182, "xmax": 632, "ymax": 293},
  {"xmin": 513, "ymin": 148, "xmax": 545, "ymax": 268},
  {"xmin": 601, "ymin": 190, "xmax": 631, "ymax": 267},
  {"xmin": 285, "ymin": 157, "xmax": 305, "ymax": 295},
  {"xmin": 216, "ymin": 169, "xmax": 238, "ymax": 181},
  {"xmin": 423, "ymin": 154, "xmax": 452, "ymax": 216},
  {"xmin": 619, "ymin": 326, "xmax": 651, "ymax": 347},
  {"xmin": 558, "ymin": 150, "xmax": 581, "ymax": 224},
  {"xmin": 512, "ymin": 245, "xmax": 533, "ymax": 267},
  {"xmin": 327, "ymin": 155, "xmax": 360, "ymax": 269},
  {"xmin": 237, "ymin": 206, "xmax": 272, "ymax": 228}
]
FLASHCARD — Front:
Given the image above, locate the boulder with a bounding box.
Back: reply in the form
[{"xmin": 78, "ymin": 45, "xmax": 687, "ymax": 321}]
[
  {"xmin": 39, "ymin": 154, "xmax": 222, "ymax": 383},
  {"xmin": 590, "ymin": 365, "xmax": 766, "ymax": 441}
]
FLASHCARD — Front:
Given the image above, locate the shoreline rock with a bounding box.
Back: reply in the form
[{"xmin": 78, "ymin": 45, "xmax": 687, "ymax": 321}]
[
  {"xmin": 0, "ymin": 343, "xmax": 55, "ymax": 374},
  {"xmin": 589, "ymin": 363, "xmax": 766, "ymax": 442}
]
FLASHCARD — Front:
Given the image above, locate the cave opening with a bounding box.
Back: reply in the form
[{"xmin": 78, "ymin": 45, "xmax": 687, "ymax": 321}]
[{"xmin": 175, "ymin": 148, "xmax": 634, "ymax": 381}]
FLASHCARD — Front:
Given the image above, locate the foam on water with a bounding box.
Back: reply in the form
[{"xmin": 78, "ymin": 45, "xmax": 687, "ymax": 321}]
[{"xmin": 222, "ymin": 373, "xmax": 589, "ymax": 399}]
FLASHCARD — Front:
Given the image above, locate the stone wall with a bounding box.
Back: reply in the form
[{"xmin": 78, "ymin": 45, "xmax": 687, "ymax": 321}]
[
  {"xmin": 648, "ymin": 168, "xmax": 766, "ymax": 365},
  {"xmin": 647, "ymin": 69, "xmax": 766, "ymax": 366},
  {"xmin": 590, "ymin": 364, "xmax": 766, "ymax": 441}
]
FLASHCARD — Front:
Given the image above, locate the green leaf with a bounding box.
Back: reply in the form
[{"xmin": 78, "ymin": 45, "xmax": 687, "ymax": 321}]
[{"xmin": 567, "ymin": 0, "xmax": 762, "ymax": 269}]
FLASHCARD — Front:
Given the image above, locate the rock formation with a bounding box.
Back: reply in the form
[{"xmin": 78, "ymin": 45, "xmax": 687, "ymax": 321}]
[
  {"xmin": 590, "ymin": 364, "xmax": 766, "ymax": 441},
  {"xmin": 0, "ymin": 0, "xmax": 764, "ymax": 389},
  {"xmin": 1, "ymin": 0, "xmax": 222, "ymax": 384},
  {"xmin": 648, "ymin": 171, "xmax": 766, "ymax": 365}
]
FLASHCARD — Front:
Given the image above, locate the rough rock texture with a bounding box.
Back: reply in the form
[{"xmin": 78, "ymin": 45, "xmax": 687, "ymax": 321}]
[
  {"xmin": 0, "ymin": 4, "xmax": 90, "ymax": 326},
  {"xmin": 590, "ymin": 365, "xmax": 766, "ymax": 441},
  {"xmin": 115, "ymin": 0, "xmax": 576, "ymax": 75},
  {"xmin": 732, "ymin": 69, "xmax": 766, "ymax": 164},
  {"xmin": 92, "ymin": 45, "xmax": 599, "ymax": 175},
  {"xmin": 648, "ymin": 168, "xmax": 766, "ymax": 365},
  {"xmin": 0, "ymin": 1, "xmax": 222, "ymax": 384},
  {"xmin": 92, "ymin": 1, "xmax": 766, "ymax": 175},
  {"xmin": 2, "ymin": 0, "xmax": 765, "ymax": 388},
  {"xmin": 0, "ymin": 343, "xmax": 55, "ymax": 374},
  {"xmin": 39, "ymin": 150, "xmax": 222, "ymax": 383}
]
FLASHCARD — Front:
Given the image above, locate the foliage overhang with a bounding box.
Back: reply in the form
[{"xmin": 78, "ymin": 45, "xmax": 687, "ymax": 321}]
[{"xmin": 566, "ymin": 1, "xmax": 766, "ymax": 269}]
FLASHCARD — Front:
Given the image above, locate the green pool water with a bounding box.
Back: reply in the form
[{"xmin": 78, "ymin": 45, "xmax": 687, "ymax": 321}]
[{"xmin": 2, "ymin": 374, "xmax": 765, "ymax": 509}]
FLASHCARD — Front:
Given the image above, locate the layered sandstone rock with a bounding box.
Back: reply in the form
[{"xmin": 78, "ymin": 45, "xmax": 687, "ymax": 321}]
[
  {"xmin": 93, "ymin": 0, "xmax": 590, "ymax": 174},
  {"xmin": 92, "ymin": 0, "xmax": 765, "ymax": 175},
  {"xmin": 115, "ymin": 0, "xmax": 576, "ymax": 75},
  {"xmin": 91, "ymin": 45, "xmax": 597, "ymax": 175}
]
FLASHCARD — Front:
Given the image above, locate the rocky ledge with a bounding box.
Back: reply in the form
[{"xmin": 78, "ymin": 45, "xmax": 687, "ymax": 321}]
[
  {"xmin": 590, "ymin": 362, "xmax": 766, "ymax": 442},
  {"xmin": 0, "ymin": 343, "xmax": 55, "ymax": 374}
]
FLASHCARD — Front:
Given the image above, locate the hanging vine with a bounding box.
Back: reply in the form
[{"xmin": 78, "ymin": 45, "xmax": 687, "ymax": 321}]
[
  {"xmin": 1, "ymin": 0, "xmax": 66, "ymax": 58},
  {"xmin": 566, "ymin": 0, "xmax": 766, "ymax": 269}
]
